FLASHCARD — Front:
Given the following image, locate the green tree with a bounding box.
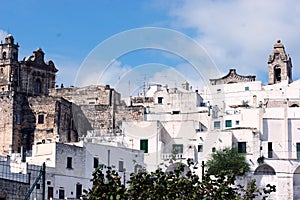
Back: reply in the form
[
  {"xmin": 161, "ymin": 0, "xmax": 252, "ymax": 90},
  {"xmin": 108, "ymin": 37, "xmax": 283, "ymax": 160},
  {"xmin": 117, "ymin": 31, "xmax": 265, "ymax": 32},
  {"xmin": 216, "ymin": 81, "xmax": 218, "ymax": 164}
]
[
  {"xmin": 206, "ymin": 147, "xmax": 250, "ymax": 176},
  {"xmin": 83, "ymin": 164, "xmax": 128, "ymax": 200},
  {"xmin": 84, "ymin": 152, "xmax": 275, "ymax": 199}
]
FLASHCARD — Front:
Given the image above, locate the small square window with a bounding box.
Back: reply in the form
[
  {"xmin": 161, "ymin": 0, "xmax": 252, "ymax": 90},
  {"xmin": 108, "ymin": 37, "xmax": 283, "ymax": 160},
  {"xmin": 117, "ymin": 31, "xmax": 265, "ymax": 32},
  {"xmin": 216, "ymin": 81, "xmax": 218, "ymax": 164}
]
[
  {"xmin": 157, "ymin": 97, "xmax": 163, "ymax": 104},
  {"xmin": 67, "ymin": 157, "xmax": 72, "ymax": 169},
  {"xmin": 214, "ymin": 121, "xmax": 221, "ymax": 129},
  {"xmin": 212, "ymin": 147, "xmax": 216, "ymax": 152},
  {"xmin": 172, "ymin": 144, "xmax": 183, "ymax": 154},
  {"xmin": 236, "ymin": 120, "xmax": 240, "ymax": 125},
  {"xmin": 198, "ymin": 145, "xmax": 203, "ymax": 152},
  {"xmin": 38, "ymin": 114, "xmax": 44, "ymax": 124},
  {"xmin": 237, "ymin": 142, "xmax": 246, "ymax": 153},
  {"xmin": 225, "ymin": 120, "xmax": 232, "ymax": 127},
  {"xmin": 245, "ymin": 86, "xmax": 249, "ymax": 91},
  {"xmin": 36, "ymin": 183, "xmax": 40, "ymax": 189}
]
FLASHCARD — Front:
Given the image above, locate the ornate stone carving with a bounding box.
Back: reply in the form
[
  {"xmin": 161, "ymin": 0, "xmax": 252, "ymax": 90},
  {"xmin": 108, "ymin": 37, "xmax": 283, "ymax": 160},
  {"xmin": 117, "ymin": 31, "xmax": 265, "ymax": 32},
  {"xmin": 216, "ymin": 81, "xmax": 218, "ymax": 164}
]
[{"xmin": 210, "ymin": 69, "xmax": 256, "ymax": 85}]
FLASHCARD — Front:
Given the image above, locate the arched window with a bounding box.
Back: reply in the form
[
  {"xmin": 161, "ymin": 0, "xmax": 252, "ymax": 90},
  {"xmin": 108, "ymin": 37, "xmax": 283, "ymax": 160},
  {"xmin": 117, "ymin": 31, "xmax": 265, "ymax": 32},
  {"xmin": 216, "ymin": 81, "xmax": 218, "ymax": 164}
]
[
  {"xmin": 274, "ymin": 67, "xmax": 281, "ymax": 82},
  {"xmin": 254, "ymin": 164, "xmax": 276, "ymax": 175},
  {"xmin": 12, "ymin": 52, "xmax": 17, "ymax": 60},
  {"xmin": 34, "ymin": 79, "xmax": 42, "ymax": 93},
  {"xmin": 2, "ymin": 52, "xmax": 6, "ymax": 59}
]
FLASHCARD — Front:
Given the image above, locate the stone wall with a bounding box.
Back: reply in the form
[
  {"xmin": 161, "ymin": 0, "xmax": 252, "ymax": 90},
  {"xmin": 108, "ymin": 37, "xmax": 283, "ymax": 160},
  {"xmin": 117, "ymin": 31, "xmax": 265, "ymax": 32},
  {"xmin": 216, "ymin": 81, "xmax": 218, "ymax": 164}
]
[
  {"xmin": 28, "ymin": 96, "xmax": 78, "ymax": 145},
  {"xmin": 0, "ymin": 178, "xmax": 29, "ymax": 199},
  {"xmin": 0, "ymin": 92, "xmax": 14, "ymax": 155},
  {"xmin": 49, "ymin": 85, "xmax": 120, "ymax": 106},
  {"xmin": 116, "ymin": 105, "xmax": 144, "ymax": 125},
  {"xmin": 266, "ymin": 99, "xmax": 300, "ymax": 108},
  {"xmin": 50, "ymin": 85, "xmax": 143, "ymax": 134}
]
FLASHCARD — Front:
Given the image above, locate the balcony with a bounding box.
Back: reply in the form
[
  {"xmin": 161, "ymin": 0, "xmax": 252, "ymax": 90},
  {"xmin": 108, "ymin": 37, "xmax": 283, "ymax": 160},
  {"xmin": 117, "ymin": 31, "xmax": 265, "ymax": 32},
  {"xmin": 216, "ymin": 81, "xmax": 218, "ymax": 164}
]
[{"xmin": 161, "ymin": 153, "xmax": 184, "ymax": 161}]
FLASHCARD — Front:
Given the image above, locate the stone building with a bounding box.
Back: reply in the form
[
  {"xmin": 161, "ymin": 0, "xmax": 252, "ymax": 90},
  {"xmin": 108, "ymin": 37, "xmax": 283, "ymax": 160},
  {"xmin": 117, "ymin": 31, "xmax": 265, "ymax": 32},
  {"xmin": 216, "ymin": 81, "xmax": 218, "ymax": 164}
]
[
  {"xmin": 268, "ymin": 40, "xmax": 293, "ymax": 84},
  {"xmin": 49, "ymin": 85, "xmax": 144, "ymax": 134},
  {"xmin": 0, "ymin": 34, "xmax": 77, "ymax": 156},
  {"xmin": 0, "ymin": 34, "xmax": 144, "ymax": 157}
]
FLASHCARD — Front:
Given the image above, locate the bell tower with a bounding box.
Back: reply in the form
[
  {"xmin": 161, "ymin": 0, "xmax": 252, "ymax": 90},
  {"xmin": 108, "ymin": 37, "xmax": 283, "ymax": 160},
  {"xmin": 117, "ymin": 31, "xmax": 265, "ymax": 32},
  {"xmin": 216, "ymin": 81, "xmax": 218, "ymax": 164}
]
[
  {"xmin": 0, "ymin": 34, "xmax": 19, "ymax": 91},
  {"xmin": 268, "ymin": 40, "xmax": 292, "ymax": 85}
]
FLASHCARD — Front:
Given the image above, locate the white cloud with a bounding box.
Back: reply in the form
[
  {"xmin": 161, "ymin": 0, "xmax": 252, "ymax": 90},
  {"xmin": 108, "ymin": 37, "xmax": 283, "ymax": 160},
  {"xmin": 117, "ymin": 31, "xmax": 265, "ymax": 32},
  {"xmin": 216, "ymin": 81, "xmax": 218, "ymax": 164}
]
[{"xmin": 167, "ymin": 0, "xmax": 300, "ymax": 83}]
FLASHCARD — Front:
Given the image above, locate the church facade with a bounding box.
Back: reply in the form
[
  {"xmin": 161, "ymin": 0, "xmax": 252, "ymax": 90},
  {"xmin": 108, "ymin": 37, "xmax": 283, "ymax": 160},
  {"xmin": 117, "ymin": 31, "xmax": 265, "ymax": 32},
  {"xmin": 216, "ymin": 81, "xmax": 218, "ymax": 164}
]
[
  {"xmin": 0, "ymin": 34, "xmax": 144, "ymax": 157},
  {"xmin": 0, "ymin": 35, "xmax": 78, "ymax": 155}
]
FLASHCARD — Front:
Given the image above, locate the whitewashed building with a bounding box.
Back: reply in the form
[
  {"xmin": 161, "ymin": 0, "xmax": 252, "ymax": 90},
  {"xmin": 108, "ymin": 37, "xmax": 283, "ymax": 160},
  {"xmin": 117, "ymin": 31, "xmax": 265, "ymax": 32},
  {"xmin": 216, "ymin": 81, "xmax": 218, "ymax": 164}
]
[
  {"xmin": 119, "ymin": 40, "xmax": 300, "ymax": 199},
  {"xmin": 26, "ymin": 141, "xmax": 144, "ymax": 199}
]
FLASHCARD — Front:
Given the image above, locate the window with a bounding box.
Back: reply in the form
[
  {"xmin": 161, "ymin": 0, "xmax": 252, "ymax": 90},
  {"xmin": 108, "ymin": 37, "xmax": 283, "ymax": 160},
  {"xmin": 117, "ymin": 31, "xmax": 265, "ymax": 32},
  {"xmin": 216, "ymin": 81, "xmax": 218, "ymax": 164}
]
[
  {"xmin": 134, "ymin": 164, "xmax": 141, "ymax": 173},
  {"xmin": 238, "ymin": 142, "xmax": 246, "ymax": 153},
  {"xmin": 2, "ymin": 52, "xmax": 6, "ymax": 59},
  {"xmin": 254, "ymin": 164, "xmax": 276, "ymax": 175},
  {"xmin": 59, "ymin": 189, "xmax": 65, "ymax": 199},
  {"xmin": 16, "ymin": 114, "xmax": 22, "ymax": 125},
  {"xmin": 34, "ymin": 79, "xmax": 42, "ymax": 93},
  {"xmin": 214, "ymin": 121, "xmax": 221, "ymax": 129},
  {"xmin": 94, "ymin": 157, "xmax": 99, "ymax": 168},
  {"xmin": 268, "ymin": 142, "xmax": 273, "ymax": 158},
  {"xmin": 275, "ymin": 67, "xmax": 281, "ymax": 82},
  {"xmin": 245, "ymin": 86, "xmax": 249, "ymax": 91},
  {"xmin": 76, "ymin": 184, "xmax": 82, "ymax": 199},
  {"xmin": 225, "ymin": 120, "xmax": 232, "ymax": 128},
  {"xmin": 297, "ymin": 143, "xmax": 300, "ymax": 159},
  {"xmin": 198, "ymin": 145, "xmax": 203, "ymax": 152},
  {"xmin": 47, "ymin": 187, "xmax": 54, "ymax": 199},
  {"xmin": 12, "ymin": 52, "xmax": 17, "ymax": 60},
  {"xmin": 212, "ymin": 147, "xmax": 216, "ymax": 153},
  {"xmin": 235, "ymin": 120, "xmax": 240, "ymax": 125},
  {"xmin": 0, "ymin": 68, "xmax": 3, "ymax": 73},
  {"xmin": 172, "ymin": 144, "xmax": 183, "ymax": 154},
  {"xmin": 119, "ymin": 161, "xmax": 124, "ymax": 172},
  {"xmin": 36, "ymin": 183, "xmax": 40, "ymax": 189},
  {"xmin": 38, "ymin": 114, "xmax": 44, "ymax": 124},
  {"xmin": 217, "ymin": 89, "xmax": 221, "ymax": 93},
  {"xmin": 157, "ymin": 97, "xmax": 163, "ymax": 104},
  {"xmin": 67, "ymin": 157, "xmax": 72, "ymax": 169},
  {"xmin": 140, "ymin": 139, "xmax": 148, "ymax": 153}
]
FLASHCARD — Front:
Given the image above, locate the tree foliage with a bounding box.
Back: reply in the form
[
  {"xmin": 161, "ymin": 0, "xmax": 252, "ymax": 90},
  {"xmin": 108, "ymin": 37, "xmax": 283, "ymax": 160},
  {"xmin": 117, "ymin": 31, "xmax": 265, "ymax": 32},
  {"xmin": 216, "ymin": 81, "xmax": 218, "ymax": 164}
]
[
  {"xmin": 83, "ymin": 156, "xmax": 275, "ymax": 200},
  {"xmin": 206, "ymin": 147, "xmax": 250, "ymax": 176},
  {"xmin": 84, "ymin": 165, "xmax": 128, "ymax": 200}
]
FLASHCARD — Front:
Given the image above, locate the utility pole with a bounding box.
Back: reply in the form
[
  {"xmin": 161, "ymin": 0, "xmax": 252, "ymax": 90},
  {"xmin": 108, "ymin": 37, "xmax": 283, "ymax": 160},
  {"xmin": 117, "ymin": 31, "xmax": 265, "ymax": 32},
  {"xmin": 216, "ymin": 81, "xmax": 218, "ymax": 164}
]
[{"xmin": 201, "ymin": 161, "xmax": 205, "ymax": 179}]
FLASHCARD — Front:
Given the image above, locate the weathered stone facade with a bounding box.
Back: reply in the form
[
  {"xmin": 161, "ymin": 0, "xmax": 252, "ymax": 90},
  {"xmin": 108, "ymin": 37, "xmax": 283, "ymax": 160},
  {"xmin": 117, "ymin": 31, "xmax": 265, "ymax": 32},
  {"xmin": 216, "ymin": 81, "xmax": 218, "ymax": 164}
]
[
  {"xmin": 0, "ymin": 34, "xmax": 145, "ymax": 156},
  {"xmin": 27, "ymin": 96, "xmax": 78, "ymax": 144},
  {"xmin": 210, "ymin": 69, "xmax": 256, "ymax": 85},
  {"xmin": 50, "ymin": 85, "xmax": 144, "ymax": 133},
  {"xmin": 0, "ymin": 35, "xmax": 78, "ymax": 155},
  {"xmin": 0, "ymin": 92, "xmax": 14, "ymax": 155},
  {"xmin": 268, "ymin": 40, "xmax": 293, "ymax": 84}
]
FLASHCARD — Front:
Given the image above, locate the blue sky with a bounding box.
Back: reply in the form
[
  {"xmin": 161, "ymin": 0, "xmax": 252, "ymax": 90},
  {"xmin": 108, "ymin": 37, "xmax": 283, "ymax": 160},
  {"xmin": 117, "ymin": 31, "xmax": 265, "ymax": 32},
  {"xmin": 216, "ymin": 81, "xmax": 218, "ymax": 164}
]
[{"xmin": 1, "ymin": 0, "xmax": 300, "ymax": 95}]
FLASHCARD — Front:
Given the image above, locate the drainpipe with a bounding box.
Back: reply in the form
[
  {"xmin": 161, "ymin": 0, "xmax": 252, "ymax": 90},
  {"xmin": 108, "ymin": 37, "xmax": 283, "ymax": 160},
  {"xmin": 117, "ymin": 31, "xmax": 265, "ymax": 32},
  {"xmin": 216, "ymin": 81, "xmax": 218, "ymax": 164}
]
[{"xmin": 108, "ymin": 149, "xmax": 111, "ymax": 167}]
